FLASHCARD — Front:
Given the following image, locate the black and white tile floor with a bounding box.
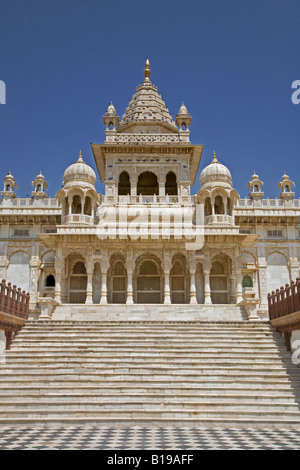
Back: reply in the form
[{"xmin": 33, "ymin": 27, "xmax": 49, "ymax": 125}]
[{"xmin": 0, "ymin": 426, "xmax": 300, "ymax": 450}]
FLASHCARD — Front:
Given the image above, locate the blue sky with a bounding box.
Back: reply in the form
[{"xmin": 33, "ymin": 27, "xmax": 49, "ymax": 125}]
[{"xmin": 0, "ymin": 0, "xmax": 299, "ymax": 198}]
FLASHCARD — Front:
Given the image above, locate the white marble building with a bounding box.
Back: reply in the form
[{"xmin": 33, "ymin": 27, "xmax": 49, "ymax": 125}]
[{"xmin": 0, "ymin": 61, "xmax": 299, "ymax": 320}]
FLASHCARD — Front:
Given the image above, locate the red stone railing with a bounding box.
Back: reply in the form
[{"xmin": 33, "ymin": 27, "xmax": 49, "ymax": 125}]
[
  {"xmin": 0, "ymin": 279, "xmax": 30, "ymax": 320},
  {"xmin": 268, "ymin": 278, "xmax": 300, "ymax": 321}
]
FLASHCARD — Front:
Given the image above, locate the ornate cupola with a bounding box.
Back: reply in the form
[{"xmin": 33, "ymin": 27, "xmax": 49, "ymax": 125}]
[
  {"xmin": 248, "ymin": 172, "xmax": 264, "ymax": 200},
  {"xmin": 32, "ymin": 172, "xmax": 48, "ymax": 199},
  {"xmin": 1, "ymin": 172, "xmax": 17, "ymax": 199},
  {"xmin": 278, "ymin": 172, "xmax": 295, "ymax": 201},
  {"xmin": 103, "ymin": 102, "xmax": 119, "ymax": 130},
  {"xmin": 56, "ymin": 151, "xmax": 100, "ymax": 225},
  {"xmin": 197, "ymin": 152, "xmax": 239, "ymax": 226},
  {"xmin": 176, "ymin": 102, "xmax": 192, "ymax": 130}
]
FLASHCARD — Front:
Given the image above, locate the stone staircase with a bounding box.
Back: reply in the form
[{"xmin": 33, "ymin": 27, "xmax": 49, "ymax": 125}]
[{"xmin": 0, "ymin": 320, "xmax": 300, "ymax": 426}]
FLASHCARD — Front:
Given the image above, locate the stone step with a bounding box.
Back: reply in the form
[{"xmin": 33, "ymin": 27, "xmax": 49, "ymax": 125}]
[
  {"xmin": 0, "ymin": 391, "xmax": 297, "ymax": 402},
  {"xmin": 1, "ymin": 416, "xmax": 299, "ymax": 427},
  {"xmin": 0, "ymin": 409, "xmax": 299, "ymax": 423},
  {"xmin": 0, "ymin": 363, "xmax": 296, "ymax": 374},
  {"xmin": 0, "ymin": 373, "xmax": 300, "ymax": 390},
  {"xmin": 0, "ymin": 401, "xmax": 298, "ymax": 413},
  {"xmin": 3, "ymin": 357, "xmax": 295, "ymax": 367},
  {"xmin": 0, "ymin": 383, "xmax": 297, "ymax": 394}
]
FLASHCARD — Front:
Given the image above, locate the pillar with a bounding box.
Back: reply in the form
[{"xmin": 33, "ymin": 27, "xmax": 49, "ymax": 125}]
[
  {"xmin": 204, "ymin": 269, "xmax": 212, "ymax": 304},
  {"xmin": 100, "ymin": 270, "xmax": 108, "ymax": 304},
  {"xmin": 29, "ymin": 256, "xmax": 41, "ymax": 311},
  {"xmin": 85, "ymin": 270, "xmax": 94, "ymax": 305},
  {"xmin": 189, "ymin": 270, "xmax": 197, "ymax": 304},
  {"xmin": 126, "ymin": 270, "xmax": 134, "ymax": 305},
  {"xmin": 54, "ymin": 271, "xmax": 62, "ymax": 303},
  {"xmin": 236, "ymin": 270, "xmax": 243, "ymax": 304},
  {"xmin": 164, "ymin": 270, "xmax": 171, "ymax": 304}
]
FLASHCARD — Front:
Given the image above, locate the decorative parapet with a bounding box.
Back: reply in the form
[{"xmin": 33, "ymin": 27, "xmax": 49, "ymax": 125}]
[
  {"xmin": 268, "ymin": 278, "xmax": 300, "ymax": 321},
  {"xmin": 104, "ymin": 133, "xmax": 190, "ymax": 145},
  {"xmin": 0, "ymin": 279, "xmax": 30, "ymax": 350},
  {"xmin": 268, "ymin": 278, "xmax": 300, "ymax": 351},
  {"xmin": 236, "ymin": 198, "xmax": 300, "ymax": 209}
]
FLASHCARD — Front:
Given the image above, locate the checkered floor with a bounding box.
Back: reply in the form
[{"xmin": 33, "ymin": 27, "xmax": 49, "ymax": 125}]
[{"xmin": 0, "ymin": 426, "xmax": 300, "ymax": 450}]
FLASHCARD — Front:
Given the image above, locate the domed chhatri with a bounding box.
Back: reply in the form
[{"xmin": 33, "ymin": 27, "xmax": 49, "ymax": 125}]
[
  {"xmin": 199, "ymin": 152, "xmax": 232, "ymax": 189},
  {"xmin": 63, "ymin": 151, "xmax": 96, "ymax": 188}
]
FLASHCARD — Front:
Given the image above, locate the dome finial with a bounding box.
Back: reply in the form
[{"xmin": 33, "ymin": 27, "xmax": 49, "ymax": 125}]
[
  {"xmin": 212, "ymin": 151, "xmax": 219, "ymax": 163},
  {"xmin": 78, "ymin": 150, "xmax": 83, "ymax": 163},
  {"xmin": 144, "ymin": 58, "xmax": 151, "ymax": 82}
]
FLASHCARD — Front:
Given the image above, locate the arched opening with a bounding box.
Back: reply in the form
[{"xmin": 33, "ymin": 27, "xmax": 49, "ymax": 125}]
[
  {"xmin": 111, "ymin": 260, "xmax": 127, "ymax": 304},
  {"xmin": 69, "ymin": 261, "xmax": 87, "ymax": 303},
  {"xmin": 254, "ymin": 185, "xmax": 259, "ymax": 192},
  {"xmin": 165, "ymin": 172, "xmax": 178, "ymax": 196},
  {"xmin": 118, "ymin": 171, "xmax": 131, "ymax": 196},
  {"xmin": 45, "ymin": 274, "xmax": 55, "ymax": 287},
  {"xmin": 242, "ymin": 275, "xmax": 253, "ymax": 288},
  {"xmin": 284, "ymin": 185, "xmax": 290, "ymax": 192},
  {"xmin": 196, "ymin": 263, "xmax": 204, "ymax": 304},
  {"xmin": 170, "ymin": 259, "xmax": 186, "ymax": 303},
  {"xmin": 210, "ymin": 260, "xmax": 229, "ymax": 304},
  {"xmin": 84, "ymin": 196, "xmax": 92, "ymax": 215},
  {"xmin": 136, "ymin": 259, "xmax": 161, "ymax": 303},
  {"xmin": 204, "ymin": 197, "xmax": 212, "ymax": 216},
  {"xmin": 137, "ymin": 172, "xmax": 159, "ymax": 196},
  {"xmin": 214, "ymin": 195, "xmax": 224, "ymax": 215},
  {"xmin": 72, "ymin": 195, "xmax": 82, "ymax": 214},
  {"xmin": 227, "ymin": 197, "xmax": 231, "ymax": 215},
  {"xmin": 37, "ymin": 184, "xmax": 42, "ymax": 192},
  {"xmin": 5, "ymin": 184, "xmax": 11, "ymax": 192}
]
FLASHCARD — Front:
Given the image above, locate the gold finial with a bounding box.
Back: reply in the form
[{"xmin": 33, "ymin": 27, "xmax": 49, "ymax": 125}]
[
  {"xmin": 212, "ymin": 151, "xmax": 218, "ymax": 163},
  {"xmin": 144, "ymin": 58, "xmax": 151, "ymax": 82},
  {"xmin": 78, "ymin": 150, "xmax": 83, "ymax": 162}
]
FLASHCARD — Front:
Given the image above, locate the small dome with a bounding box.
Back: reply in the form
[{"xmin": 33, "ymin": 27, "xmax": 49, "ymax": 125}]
[
  {"xmin": 63, "ymin": 152, "xmax": 96, "ymax": 187},
  {"xmin": 177, "ymin": 102, "xmax": 189, "ymax": 115},
  {"xmin": 200, "ymin": 152, "xmax": 232, "ymax": 188},
  {"xmin": 105, "ymin": 102, "xmax": 117, "ymax": 116}
]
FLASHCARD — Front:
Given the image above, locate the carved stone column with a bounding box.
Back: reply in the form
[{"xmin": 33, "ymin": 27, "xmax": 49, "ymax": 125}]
[
  {"xmin": 100, "ymin": 251, "xmax": 109, "ymax": 305},
  {"xmin": 188, "ymin": 257, "xmax": 197, "ymax": 305},
  {"xmin": 29, "ymin": 256, "xmax": 41, "ymax": 310},
  {"xmin": 0, "ymin": 257, "xmax": 9, "ymax": 280},
  {"xmin": 85, "ymin": 253, "xmax": 94, "ymax": 305},
  {"xmin": 163, "ymin": 251, "xmax": 172, "ymax": 305},
  {"xmin": 236, "ymin": 270, "xmax": 243, "ymax": 304},
  {"xmin": 203, "ymin": 257, "xmax": 212, "ymax": 305},
  {"xmin": 164, "ymin": 271, "xmax": 171, "ymax": 304},
  {"xmin": 235, "ymin": 255, "xmax": 243, "ymax": 304},
  {"xmin": 126, "ymin": 270, "xmax": 134, "ymax": 305},
  {"xmin": 125, "ymin": 250, "xmax": 134, "ymax": 305},
  {"xmin": 257, "ymin": 255, "xmax": 268, "ymax": 311},
  {"xmin": 289, "ymin": 257, "xmax": 300, "ymax": 282},
  {"xmin": 54, "ymin": 248, "xmax": 64, "ymax": 304},
  {"xmin": 85, "ymin": 272, "xmax": 94, "ymax": 305}
]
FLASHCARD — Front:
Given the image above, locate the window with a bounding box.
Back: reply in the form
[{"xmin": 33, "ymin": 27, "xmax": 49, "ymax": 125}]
[
  {"xmin": 242, "ymin": 275, "xmax": 253, "ymax": 288},
  {"xmin": 13, "ymin": 229, "xmax": 30, "ymax": 237},
  {"xmin": 45, "ymin": 274, "xmax": 55, "ymax": 288},
  {"xmin": 239, "ymin": 229, "xmax": 252, "ymax": 234},
  {"xmin": 267, "ymin": 230, "xmax": 283, "ymax": 238}
]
